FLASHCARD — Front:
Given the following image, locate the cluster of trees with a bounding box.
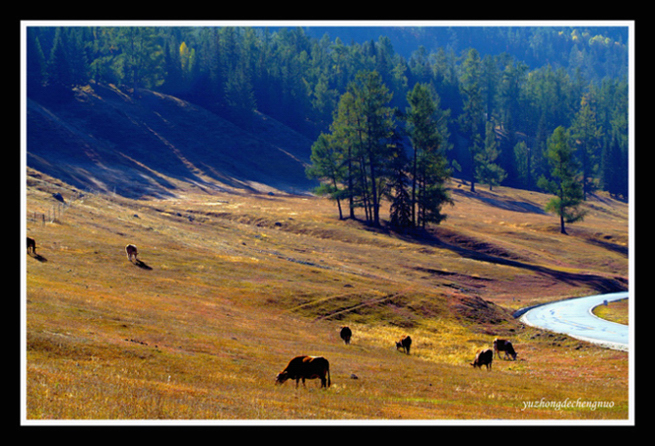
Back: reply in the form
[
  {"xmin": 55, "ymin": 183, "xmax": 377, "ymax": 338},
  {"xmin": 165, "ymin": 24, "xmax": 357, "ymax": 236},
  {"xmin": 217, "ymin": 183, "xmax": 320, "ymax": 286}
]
[
  {"xmin": 26, "ymin": 26, "xmax": 629, "ymax": 229},
  {"xmin": 301, "ymin": 26, "xmax": 629, "ymax": 82},
  {"xmin": 307, "ymin": 75, "xmax": 452, "ymax": 230}
]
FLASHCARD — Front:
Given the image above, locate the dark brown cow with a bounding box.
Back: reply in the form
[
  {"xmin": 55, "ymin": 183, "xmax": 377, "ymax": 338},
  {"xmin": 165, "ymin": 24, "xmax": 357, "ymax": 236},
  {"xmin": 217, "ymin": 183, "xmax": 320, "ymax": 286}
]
[
  {"xmin": 275, "ymin": 355, "xmax": 331, "ymax": 388},
  {"xmin": 396, "ymin": 335, "xmax": 412, "ymax": 354},
  {"xmin": 27, "ymin": 237, "xmax": 36, "ymax": 255},
  {"xmin": 471, "ymin": 348, "xmax": 493, "ymax": 370},
  {"xmin": 340, "ymin": 326, "xmax": 352, "ymax": 345},
  {"xmin": 125, "ymin": 244, "xmax": 138, "ymax": 262},
  {"xmin": 493, "ymin": 338, "xmax": 517, "ymax": 360}
]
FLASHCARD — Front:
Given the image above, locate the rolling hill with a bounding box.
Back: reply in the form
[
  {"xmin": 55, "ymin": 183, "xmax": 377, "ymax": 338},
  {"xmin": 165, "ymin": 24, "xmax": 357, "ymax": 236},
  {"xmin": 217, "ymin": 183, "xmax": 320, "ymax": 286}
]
[
  {"xmin": 24, "ymin": 83, "xmax": 630, "ymax": 422},
  {"xmin": 27, "ymin": 83, "xmax": 317, "ymax": 199}
]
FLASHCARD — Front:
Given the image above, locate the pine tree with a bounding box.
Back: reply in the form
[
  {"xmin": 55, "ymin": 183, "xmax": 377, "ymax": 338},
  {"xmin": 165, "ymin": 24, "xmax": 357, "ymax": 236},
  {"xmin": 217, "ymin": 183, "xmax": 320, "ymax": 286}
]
[
  {"xmin": 513, "ymin": 141, "xmax": 534, "ymax": 190},
  {"xmin": 116, "ymin": 27, "xmax": 164, "ymax": 95},
  {"xmin": 388, "ymin": 144, "xmax": 413, "ymax": 232},
  {"xmin": 570, "ymin": 94, "xmax": 602, "ymax": 199},
  {"xmin": 538, "ymin": 126, "xmax": 586, "ymax": 234},
  {"xmin": 331, "ymin": 91, "xmax": 361, "ymax": 219},
  {"xmin": 224, "ymin": 64, "xmax": 257, "ymax": 127},
  {"xmin": 27, "ymin": 29, "xmax": 47, "ymax": 98},
  {"xmin": 306, "ymin": 133, "xmax": 346, "ymax": 220},
  {"xmin": 348, "ymin": 71, "xmax": 395, "ymax": 227},
  {"xmin": 405, "ymin": 82, "xmax": 452, "ymax": 227},
  {"xmin": 476, "ymin": 121, "xmax": 506, "ymax": 190},
  {"xmin": 46, "ymin": 27, "xmax": 74, "ymax": 103},
  {"xmin": 459, "ymin": 49, "xmax": 485, "ymax": 192}
]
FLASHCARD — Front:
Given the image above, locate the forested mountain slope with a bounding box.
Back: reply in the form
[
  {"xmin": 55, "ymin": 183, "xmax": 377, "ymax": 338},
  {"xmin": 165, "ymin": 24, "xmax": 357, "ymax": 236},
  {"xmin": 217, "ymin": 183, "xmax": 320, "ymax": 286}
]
[{"xmin": 27, "ymin": 26, "xmax": 629, "ymax": 200}]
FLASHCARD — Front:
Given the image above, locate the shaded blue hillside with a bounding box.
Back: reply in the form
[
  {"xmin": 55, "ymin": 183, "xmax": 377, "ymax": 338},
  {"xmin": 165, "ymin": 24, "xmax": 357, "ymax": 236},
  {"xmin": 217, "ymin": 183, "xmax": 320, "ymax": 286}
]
[{"xmin": 27, "ymin": 83, "xmax": 317, "ymax": 198}]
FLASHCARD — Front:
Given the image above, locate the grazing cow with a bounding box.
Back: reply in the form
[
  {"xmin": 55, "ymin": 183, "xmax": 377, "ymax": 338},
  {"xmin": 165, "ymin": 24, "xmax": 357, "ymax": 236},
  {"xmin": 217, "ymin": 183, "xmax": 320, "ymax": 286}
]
[
  {"xmin": 396, "ymin": 335, "xmax": 412, "ymax": 354},
  {"xmin": 27, "ymin": 237, "xmax": 36, "ymax": 255},
  {"xmin": 471, "ymin": 348, "xmax": 493, "ymax": 370},
  {"xmin": 340, "ymin": 326, "xmax": 352, "ymax": 345},
  {"xmin": 125, "ymin": 244, "xmax": 138, "ymax": 262},
  {"xmin": 275, "ymin": 355, "xmax": 331, "ymax": 388},
  {"xmin": 493, "ymin": 338, "xmax": 517, "ymax": 360}
]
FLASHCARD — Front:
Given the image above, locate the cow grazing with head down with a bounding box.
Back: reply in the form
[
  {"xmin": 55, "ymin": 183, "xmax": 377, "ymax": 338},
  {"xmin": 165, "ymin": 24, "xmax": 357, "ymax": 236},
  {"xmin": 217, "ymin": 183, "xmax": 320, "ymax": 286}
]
[
  {"xmin": 125, "ymin": 244, "xmax": 138, "ymax": 262},
  {"xmin": 471, "ymin": 348, "xmax": 493, "ymax": 370},
  {"xmin": 396, "ymin": 335, "xmax": 412, "ymax": 354},
  {"xmin": 27, "ymin": 237, "xmax": 36, "ymax": 255},
  {"xmin": 340, "ymin": 326, "xmax": 352, "ymax": 345},
  {"xmin": 275, "ymin": 355, "xmax": 331, "ymax": 388},
  {"xmin": 493, "ymin": 338, "xmax": 517, "ymax": 360}
]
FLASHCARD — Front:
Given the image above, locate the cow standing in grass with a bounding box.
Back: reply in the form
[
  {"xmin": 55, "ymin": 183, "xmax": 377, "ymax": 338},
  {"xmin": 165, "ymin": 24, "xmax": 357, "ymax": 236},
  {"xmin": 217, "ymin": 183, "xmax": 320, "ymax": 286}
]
[
  {"xmin": 340, "ymin": 326, "xmax": 352, "ymax": 345},
  {"xmin": 275, "ymin": 355, "xmax": 331, "ymax": 388},
  {"xmin": 471, "ymin": 348, "xmax": 493, "ymax": 370},
  {"xmin": 27, "ymin": 237, "xmax": 36, "ymax": 255},
  {"xmin": 125, "ymin": 244, "xmax": 138, "ymax": 262},
  {"xmin": 396, "ymin": 335, "xmax": 412, "ymax": 354},
  {"xmin": 493, "ymin": 338, "xmax": 517, "ymax": 360}
]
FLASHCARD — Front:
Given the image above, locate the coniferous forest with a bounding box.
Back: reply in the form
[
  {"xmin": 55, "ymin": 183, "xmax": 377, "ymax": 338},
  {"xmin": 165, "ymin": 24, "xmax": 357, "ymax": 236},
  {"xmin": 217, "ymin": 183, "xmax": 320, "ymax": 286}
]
[{"xmin": 26, "ymin": 25, "xmax": 630, "ymax": 230}]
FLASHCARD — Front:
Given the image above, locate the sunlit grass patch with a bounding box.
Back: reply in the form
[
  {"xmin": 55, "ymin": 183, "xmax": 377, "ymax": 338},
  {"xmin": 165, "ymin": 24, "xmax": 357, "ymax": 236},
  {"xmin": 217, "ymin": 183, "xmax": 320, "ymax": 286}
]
[{"xmin": 24, "ymin": 171, "xmax": 629, "ymax": 420}]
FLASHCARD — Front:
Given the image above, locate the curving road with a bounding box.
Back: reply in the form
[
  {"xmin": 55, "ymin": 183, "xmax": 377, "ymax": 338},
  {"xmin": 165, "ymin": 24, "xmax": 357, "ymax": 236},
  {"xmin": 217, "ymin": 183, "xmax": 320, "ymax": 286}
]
[{"xmin": 519, "ymin": 291, "xmax": 629, "ymax": 351}]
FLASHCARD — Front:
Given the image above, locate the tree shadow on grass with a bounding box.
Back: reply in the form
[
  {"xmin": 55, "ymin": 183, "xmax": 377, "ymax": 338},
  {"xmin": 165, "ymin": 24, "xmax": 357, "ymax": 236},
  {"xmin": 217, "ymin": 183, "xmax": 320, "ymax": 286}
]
[{"xmin": 400, "ymin": 227, "xmax": 628, "ymax": 296}]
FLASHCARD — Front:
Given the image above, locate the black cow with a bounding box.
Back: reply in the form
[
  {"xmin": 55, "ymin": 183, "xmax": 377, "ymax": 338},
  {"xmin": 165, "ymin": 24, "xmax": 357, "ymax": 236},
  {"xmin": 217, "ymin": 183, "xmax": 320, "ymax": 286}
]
[
  {"xmin": 471, "ymin": 348, "xmax": 493, "ymax": 370},
  {"xmin": 275, "ymin": 355, "xmax": 331, "ymax": 388},
  {"xmin": 340, "ymin": 326, "xmax": 352, "ymax": 345},
  {"xmin": 396, "ymin": 335, "xmax": 412, "ymax": 354},
  {"xmin": 493, "ymin": 338, "xmax": 517, "ymax": 360},
  {"xmin": 27, "ymin": 237, "xmax": 36, "ymax": 255}
]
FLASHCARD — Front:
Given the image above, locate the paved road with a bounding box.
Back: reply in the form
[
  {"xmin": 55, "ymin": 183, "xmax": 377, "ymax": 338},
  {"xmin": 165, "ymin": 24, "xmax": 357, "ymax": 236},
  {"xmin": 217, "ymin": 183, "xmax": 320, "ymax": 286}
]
[{"xmin": 519, "ymin": 291, "xmax": 629, "ymax": 351}]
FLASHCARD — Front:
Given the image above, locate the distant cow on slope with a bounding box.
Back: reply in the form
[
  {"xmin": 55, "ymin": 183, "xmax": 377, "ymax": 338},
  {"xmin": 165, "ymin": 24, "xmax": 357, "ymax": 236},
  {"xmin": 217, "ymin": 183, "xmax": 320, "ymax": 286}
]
[
  {"xmin": 396, "ymin": 335, "xmax": 412, "ymax": 354},
  {"xmin": 27, "ymin": 237, "xmax": 36, "ymax": 255},
  {"xmin": 471, "ymin": 348, "xmax": 493, "ymax": 370},
  {"xmin": 340, "ymin": 326, "xmax": 352, "ymax": 345},
  {"xmin": 125, "ymin": 244, "xmax": 138, "ymax": 262},
  {"xmin": 493, "ymin": 338, "xmax": 517, "ymax": 360},
  {"xmin": 275, "ymin": 355, "xmax": 331, "ymax": 388}
]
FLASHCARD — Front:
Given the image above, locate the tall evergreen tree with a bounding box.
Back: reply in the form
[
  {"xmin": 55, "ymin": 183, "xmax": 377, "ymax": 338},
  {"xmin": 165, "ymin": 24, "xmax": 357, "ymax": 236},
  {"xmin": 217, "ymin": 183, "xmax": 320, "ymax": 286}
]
[
  {"xmin": 405, "ymin": 83, "xmax": 452, "ymax": 227},
  {"xmin": 331, "ymin": 91, "xmax": 361, "ymax": 219},
  {"xmin": 67, "ymin": 28, "xmax": 90, "ymax": 88},
  {"xmin": 160, "ymin": 37, "xmax": 185, "ymax": 96},
  {"xmin": 348, "ymin": 70, "xmax": 396, "ymax": 227},
  {"xmin": 27, "ymin": 28, "xmax": 47, "ymax": 98},
  {"xmin": 570, "ymin": 94, "xmax": 602, "ymax": 199},
  {"xmin": 224, "ymin": 63, "xmax": 257, "ymax": 127},
  {"xmin": 513, "ymin": 141, "xmax": 534, "ymax": 190},
  {"xmin": 306, "ymin": 133, "xmax": 346, "ymax": 220},
  {"xmin": 459, "ymin": 48, "xmax": 485, "ymax": 192},
  {"xmin": 46, "ymin": 27, "xmax": 74, "ymax": 102},
  {"xmin": 476, "ymin": 121, "xmax": 506, "ymax": 190},
  {"xmin": 538, "ymin": 126, "xmax": 586, "ymax": 234},
  {"xmin": 481, "ymin": 54, "xmax": 500, "ymax": 122},
  {"xmin": 388, "ymin": 139, "xmax": 413, "ymax": 231},
  {"xmin": 116, "ymin": 27, "xmax": 164, "ymax": 94}
]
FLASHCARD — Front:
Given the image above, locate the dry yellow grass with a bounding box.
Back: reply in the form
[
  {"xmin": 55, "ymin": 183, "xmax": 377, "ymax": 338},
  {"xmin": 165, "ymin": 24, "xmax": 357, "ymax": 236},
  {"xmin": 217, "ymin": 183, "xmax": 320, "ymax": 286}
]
[
  {"xmin": 593, "ymin": 299, "xmax": 629, "ymax": 325},
  {"xmin": 24, "ymin": 169, "xmax": 630, "ymax": 422}
]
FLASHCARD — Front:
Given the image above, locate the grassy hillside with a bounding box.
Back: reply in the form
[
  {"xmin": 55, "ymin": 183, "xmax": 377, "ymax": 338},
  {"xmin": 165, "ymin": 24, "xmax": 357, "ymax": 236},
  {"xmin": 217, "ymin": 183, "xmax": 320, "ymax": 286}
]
[
  {"xmin": 24, "ymin": 168, "xmax": 629, "ymax": 421},
  {"xmin": 27, "ymin": 83, "xmax": 317, "ymax": 199}
]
